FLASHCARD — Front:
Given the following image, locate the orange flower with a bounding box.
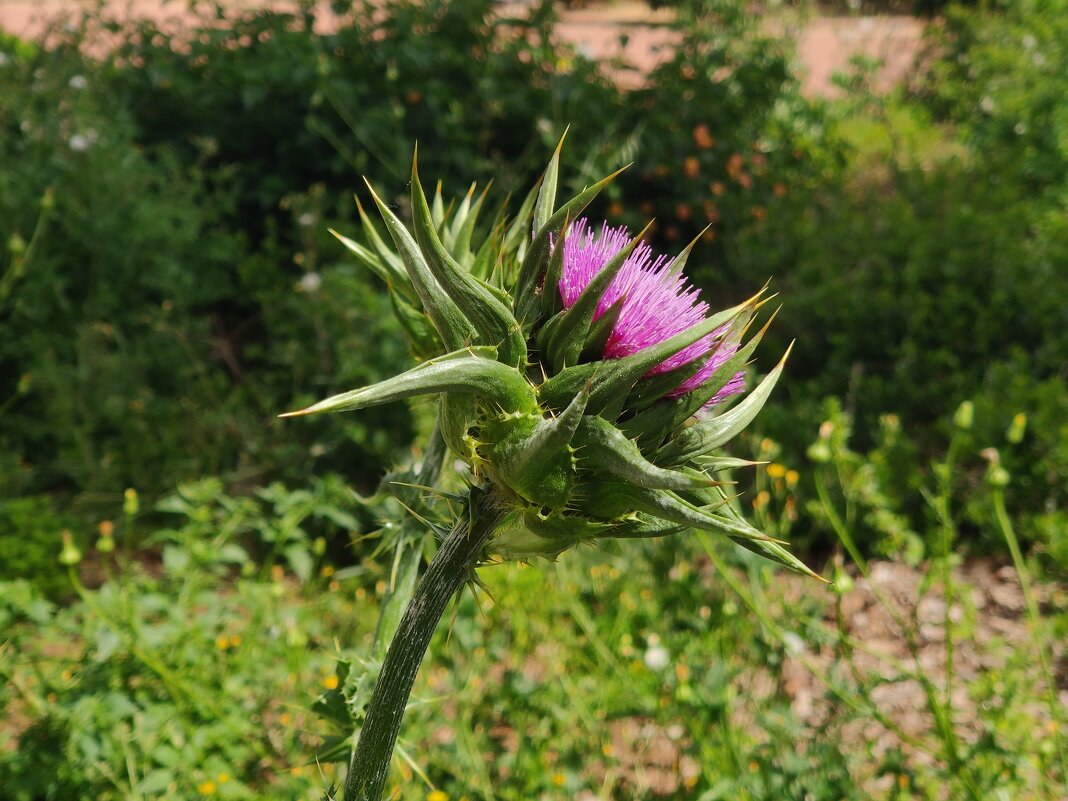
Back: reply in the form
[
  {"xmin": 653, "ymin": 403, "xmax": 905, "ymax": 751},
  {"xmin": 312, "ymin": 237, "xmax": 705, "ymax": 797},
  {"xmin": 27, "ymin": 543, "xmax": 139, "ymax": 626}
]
[
  {"xmin": 710, "ymin": 181, "xmax": 726, "ymax": 197},
  {"xmin": 675, "ymin": 202, "xmax": 692, "ymax": 222},
  {"xmin": 683, "ymin": 156, "xmax": 700, "ymax": 179},
  {"xmin": 726, "ymin": 153, "xmax": 744, "ymax": 178},
  {"xmin": 692, "ymin": 124, "xmax": 715, "ymax": 150}
]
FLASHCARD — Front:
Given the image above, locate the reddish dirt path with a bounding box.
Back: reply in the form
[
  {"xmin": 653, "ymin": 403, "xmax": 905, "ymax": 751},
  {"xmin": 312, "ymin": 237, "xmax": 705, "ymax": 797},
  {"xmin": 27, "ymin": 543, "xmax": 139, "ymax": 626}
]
[{"xmin": 0, "ymin": 0, "xmax": 924, "ymax": 98}]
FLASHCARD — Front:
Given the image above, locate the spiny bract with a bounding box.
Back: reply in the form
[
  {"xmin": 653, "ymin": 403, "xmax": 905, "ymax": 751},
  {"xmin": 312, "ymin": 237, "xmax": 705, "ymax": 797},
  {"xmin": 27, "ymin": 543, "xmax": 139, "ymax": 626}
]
[{"xmin": 284, "ymin": 139, "xmax": 817, "ymax": 579}]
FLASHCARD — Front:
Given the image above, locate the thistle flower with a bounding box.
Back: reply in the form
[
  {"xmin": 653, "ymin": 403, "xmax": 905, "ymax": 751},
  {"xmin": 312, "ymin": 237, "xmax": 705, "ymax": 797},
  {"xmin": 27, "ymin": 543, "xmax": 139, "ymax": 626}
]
[
  {"xmin": 558, "ymin": 218, "xmax": 746, "ymax": 402},
  {"xmin": 289, "ymin": 141, "xmax": 812, "ymax": 573},
  {"xmin": 283, "ymin": 139, "xmax": 817, "ymax": 801}
]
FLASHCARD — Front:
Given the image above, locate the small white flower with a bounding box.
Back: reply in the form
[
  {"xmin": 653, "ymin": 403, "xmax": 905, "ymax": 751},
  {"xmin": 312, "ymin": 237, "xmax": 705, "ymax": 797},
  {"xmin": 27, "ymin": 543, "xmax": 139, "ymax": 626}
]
[
  {"xmin": 0, "ymin": 52, "xmax": 9, "ymax": 67},
  {"xmin": 1022, "ymin": 34, "xmax": 1037, "ymax": 50},
  {"xmin": 299, "ymin": 272, "xmax": 322, "ymax": 293},
  {"xmin": 298, "ymin": 212, "xmax": 317, "ymax": 228},
  {"xmin": 69, "ymin": 133, "xmax": 91, "ymax": 152},
  {"xmin": 644, "ymin": 644, "xmax": 670, "ymax": 671},
  {"xmin": 1014, "ymin": 122, "xmax": 1028, "ymax": 136},
  {"xmin": 68, "ymin": 74, "xmax": 87, "ymax": 90},
  {"xmin": 781, "ymin": 631, "xmax": 806, "ymax": 656},
  {"xmin": 980, "ymin": 96, "xmax": 996, "ymax": 114}
]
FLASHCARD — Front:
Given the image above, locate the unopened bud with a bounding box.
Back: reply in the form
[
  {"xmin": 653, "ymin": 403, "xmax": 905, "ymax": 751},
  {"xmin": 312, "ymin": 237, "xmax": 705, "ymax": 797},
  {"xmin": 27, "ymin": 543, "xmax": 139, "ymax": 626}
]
[
  {"xmin": 96, "ymin": 520, "xmax": 115, "ymax": 553},
  {"xmin": 40, "ymin": 187, "xmax": 55, "ymax": 212},
  {"xmin": 313, "ymin": 536, "xmax": 326, "ymax": 556},
  {"xmin": 953, "ymin": 400, "xmax": 974, "ymax": 431},
  {"xmin": 807, "ymin": 442, "xmax": 831, "ymax": 464},
  {"xmin": 987, "ymin": 465, "xmax": 1010, "ymax": 488},
  {"xmin": 123, "ymin": 488, "xmax": 139, "ymax": 516},
  {"xmin": 1006, "ymin": 412, "xmax": 1027, "ymax": 444},
  {"xmin": 8, "ymin": 233, "xmax": 26, "ymax": 257},
  {"xmin": 833, "ymin": 568, "xmax": 854, "ymax": 595},
  {"xmin": 59, "ymin": 530, "xmax": 82, "ymax": 566}
]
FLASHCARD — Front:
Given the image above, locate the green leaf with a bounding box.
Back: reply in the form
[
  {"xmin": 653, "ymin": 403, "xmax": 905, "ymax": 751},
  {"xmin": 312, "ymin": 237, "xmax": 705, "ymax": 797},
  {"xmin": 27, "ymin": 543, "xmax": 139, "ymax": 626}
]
[
  {"xmin": 410, "ymin": 154, "xmax": 526, "ymax": 367},
  {"xmin": 280, "ymin": 347, "xmax": 536, "ymax": 418},
  {"xmin": 364, "ymin": 179, "xmax": 475, "ymax": 351},
  {"xmin": 574, "ymin": 416, "xmax": 711, "ymax": 491},
  {"xmin": 658, "ymin": 343, "xmax": 792, "ymax": 463},
  {"xmin": 623, "ymin": 304, "xmax": 773, "ymax": 441},
  {"xmin": 330, "ymin": 228, "xmax": 411, "ymax": 299},
  {"xmin": 539, "ymin": 295, "xmax": 755, "ymax": 416},
  {"xmin": 514, "ymin": 164, "xmax": 629, "ymax": 329},
  {"xmin": 389, "ymin": 285, "xmax": 444, "ymax": 360},
  {"xmin": 532, "ymin": 128, "xmax": 567, "ymax": 238},
  {"xmin": 579, "ymin": 296, "xmax": 624, "ymax": 363},
  {"xmin": 573, "ymin": 480, "xmax": 777, "ymax": 543},
  {"xmin": 451, "ymin": 182, "xmax": 492, "ymax": 266}
]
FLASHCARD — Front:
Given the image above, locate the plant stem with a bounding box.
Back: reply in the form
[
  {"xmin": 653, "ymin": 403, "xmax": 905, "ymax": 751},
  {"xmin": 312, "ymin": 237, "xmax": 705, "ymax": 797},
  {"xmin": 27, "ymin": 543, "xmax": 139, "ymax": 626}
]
[
  {"xmin": 371, "ymin": 423, "xmax": 448, "ymax": 660},
  {"xmin": 992, "ymin": 487, "xmax": 1068, "ymax": 789},
  {"xmin": 343, "ymin": 487, "xmax": 507, "ymax": 801}
]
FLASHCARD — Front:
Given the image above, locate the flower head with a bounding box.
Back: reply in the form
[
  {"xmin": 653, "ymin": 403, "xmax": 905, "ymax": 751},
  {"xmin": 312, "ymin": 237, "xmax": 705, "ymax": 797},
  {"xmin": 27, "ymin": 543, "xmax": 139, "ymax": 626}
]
[
  {"xmin": 559, "ymin": 218, "xmax": 745, "ymax": 404},
  {"xmin": 283, "ymin": 140, "xmax": 815, "ymax": 579}
]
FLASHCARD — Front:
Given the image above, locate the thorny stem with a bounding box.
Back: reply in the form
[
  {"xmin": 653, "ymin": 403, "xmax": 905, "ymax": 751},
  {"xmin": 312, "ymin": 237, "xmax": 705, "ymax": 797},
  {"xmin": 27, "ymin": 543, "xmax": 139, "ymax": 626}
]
[
  {"xmin": 371, "ymin": 424, "xmax": 449, "ymax": 659},
  {"xmin": 343, "ymin": 487, "xmax": 508, "ymax": 801}
]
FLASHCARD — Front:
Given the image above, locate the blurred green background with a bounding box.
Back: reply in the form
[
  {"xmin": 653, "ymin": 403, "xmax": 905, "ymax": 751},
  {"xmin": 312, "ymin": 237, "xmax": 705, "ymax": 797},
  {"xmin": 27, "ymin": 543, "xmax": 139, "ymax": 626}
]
[{"xmin": 0, "ymin": 0, "xmax": 1065, "ymax": 799}]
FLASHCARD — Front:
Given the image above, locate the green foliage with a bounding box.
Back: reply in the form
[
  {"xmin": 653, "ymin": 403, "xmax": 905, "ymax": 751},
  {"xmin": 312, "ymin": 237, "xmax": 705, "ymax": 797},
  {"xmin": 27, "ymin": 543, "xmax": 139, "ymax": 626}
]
[
  {"xmin": 0, "ymin": 496, "xmax": 76, "ymax": 599},
  {"xmin": 0, "ymin": 479, "xmax": 380, "ymax": 801},
  {"xmin": 0, "ymin": 29, "xmax": 414, "ymax": 525},
  {"xmin": 2, "ymin": 470, "xmax": 1063, "ymax": 799},
  {"xmin": 922, "ymin": 0, "xmax": 1068, "ymax": 197}
]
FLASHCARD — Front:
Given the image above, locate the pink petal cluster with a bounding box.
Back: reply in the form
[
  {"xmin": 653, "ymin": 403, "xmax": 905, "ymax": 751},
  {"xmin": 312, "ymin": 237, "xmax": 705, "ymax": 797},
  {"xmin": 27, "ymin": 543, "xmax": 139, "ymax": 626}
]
[{"xmin": 558, "ymin": 219, "xmax": 746, "ymax": 405}]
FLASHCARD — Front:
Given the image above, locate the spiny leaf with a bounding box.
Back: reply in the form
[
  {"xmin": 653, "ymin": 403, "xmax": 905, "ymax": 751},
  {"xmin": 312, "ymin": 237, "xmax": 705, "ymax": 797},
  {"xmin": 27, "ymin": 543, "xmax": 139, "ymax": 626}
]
[
  {"xmin": 573, "ymin": 480, "xmax": 778, "ymax": 543},
  {"xmin": 532, "ymin": 127, "xmax": 567, "ymax": 238},
  {"xmin": 514, "ymin": 164, "xmax": 629, "ymax": 329},
  {"xmin": 279, "ymin": 347, "xmax": 535, "ymax": 418},
  {"xmin": 364, "ymin": 179, "xmax": 475, "ymax": 351},
  {"xmin": 411, "ymin": 153, "xmax": 526, "ymax": 367},
  {"xmin": 539, "ymin": 293, "xmax": 759, "ymax": 416},
  {"xmin": 657, "ymin": 343, "xmax": 792, "ymax": 463},
  {"xmin": 573, "ymin": 416, "xmax": 712, "ymax": 491},
  {"xmin": 579, "ymin": 296, "xmax": 624, "ymax": 363}
]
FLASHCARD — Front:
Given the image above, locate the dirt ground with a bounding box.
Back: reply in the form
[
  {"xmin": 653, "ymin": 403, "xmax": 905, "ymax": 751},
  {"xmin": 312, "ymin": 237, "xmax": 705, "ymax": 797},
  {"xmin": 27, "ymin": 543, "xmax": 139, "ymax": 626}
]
[
  {"xmin": 589, "ymin": 557, "xmax": 1068, "ymax": 798},
  {"xmin": 0, "ymin": 0, "xmax": 925, "ymax": 98}
]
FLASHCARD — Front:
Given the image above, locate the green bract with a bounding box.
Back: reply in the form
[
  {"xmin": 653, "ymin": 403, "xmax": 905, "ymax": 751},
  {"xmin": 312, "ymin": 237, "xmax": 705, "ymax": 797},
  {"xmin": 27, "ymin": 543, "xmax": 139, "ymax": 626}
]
[{"xmin": 287, "ymin": 143, "xmax": 818, "ymax": 580}]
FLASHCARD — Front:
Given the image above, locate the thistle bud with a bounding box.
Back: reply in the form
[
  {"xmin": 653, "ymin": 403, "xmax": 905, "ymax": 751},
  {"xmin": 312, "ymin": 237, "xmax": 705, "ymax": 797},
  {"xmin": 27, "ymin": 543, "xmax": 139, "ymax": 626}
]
[
  {"xmin": 807, "ymin": 441, "xmax": 832, "ymax": 464},
  {"xmin": 953, "ymin": 400, "xmax": 974, "ymax": 431},
  {"xmin": 123, "ymin": 488, "xmax": 140, "ymax": 516},
  {"xmin": 1006, "ymin": 412, "xmax": 1027, "ymax": 444},
  {"xmin": 59, "ymin": 530, "xmax": 82, "ymax": 566},
  {"xmin": 283, "ymin": 144, "xmax": 817, "ymax": 580},
  {"xmin": 987, "ymin": 465, "xmax": 1011, "ymax": 488},
  {"xmin": 97, "ymin": 520, "xmax": 115, "ymax": 554}
]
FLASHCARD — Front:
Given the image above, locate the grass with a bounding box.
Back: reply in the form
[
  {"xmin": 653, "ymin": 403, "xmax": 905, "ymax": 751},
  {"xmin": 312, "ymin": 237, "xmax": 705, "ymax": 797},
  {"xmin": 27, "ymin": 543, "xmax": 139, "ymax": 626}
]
[{"xmin": 2, "ymin": 507, "xmax": 1063, "ymax": 800}]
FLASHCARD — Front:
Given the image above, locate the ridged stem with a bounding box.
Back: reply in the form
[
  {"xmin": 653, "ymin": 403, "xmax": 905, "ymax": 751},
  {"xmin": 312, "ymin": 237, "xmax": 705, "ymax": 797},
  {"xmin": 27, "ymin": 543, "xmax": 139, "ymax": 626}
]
[{"xmin": 343, "ymin": 488, "xmax": 506, "ymax": 801}]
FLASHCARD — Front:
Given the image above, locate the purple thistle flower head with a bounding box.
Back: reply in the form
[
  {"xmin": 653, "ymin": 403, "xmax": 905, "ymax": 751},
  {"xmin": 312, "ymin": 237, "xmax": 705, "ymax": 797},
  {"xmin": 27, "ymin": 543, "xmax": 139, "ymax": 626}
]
[{"xmin": 558, "ymin": 218, "xmax": 746, "ymax": 405}]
